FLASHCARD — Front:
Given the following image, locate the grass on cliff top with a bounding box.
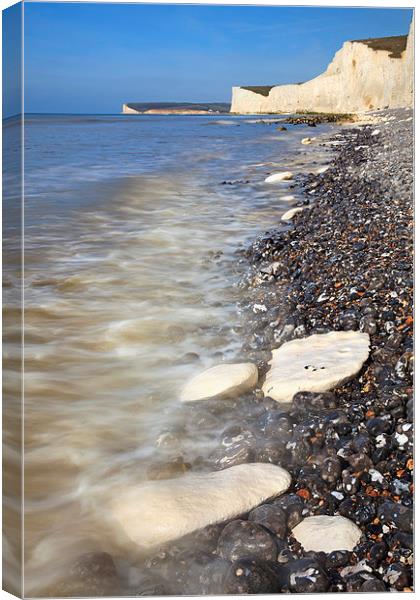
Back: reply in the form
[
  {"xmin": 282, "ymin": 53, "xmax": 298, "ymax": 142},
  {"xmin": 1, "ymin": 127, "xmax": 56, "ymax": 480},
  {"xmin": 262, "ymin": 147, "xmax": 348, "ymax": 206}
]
[{"xmin": 351, "ymin": 35, "xmax": 407, "ymax": 58}]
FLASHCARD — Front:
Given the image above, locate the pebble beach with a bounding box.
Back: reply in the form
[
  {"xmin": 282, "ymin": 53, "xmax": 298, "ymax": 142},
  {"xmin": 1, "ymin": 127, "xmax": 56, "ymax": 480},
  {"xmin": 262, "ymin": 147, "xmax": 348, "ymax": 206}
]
[{"xmin": 34, "ymin": 109, "xmax": 413, "ymax": 596}]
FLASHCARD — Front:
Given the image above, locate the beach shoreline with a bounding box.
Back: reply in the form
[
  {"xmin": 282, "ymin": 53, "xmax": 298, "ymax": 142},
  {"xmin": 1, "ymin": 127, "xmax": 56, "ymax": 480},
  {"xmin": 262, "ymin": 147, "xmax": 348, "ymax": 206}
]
[
  {"xmin": 236, "ymin": 106, "xmax": 413, "ymax": 592},
  {"xmin": 30, "ymin": 109, "xmax": 413, "ymax": 596}
]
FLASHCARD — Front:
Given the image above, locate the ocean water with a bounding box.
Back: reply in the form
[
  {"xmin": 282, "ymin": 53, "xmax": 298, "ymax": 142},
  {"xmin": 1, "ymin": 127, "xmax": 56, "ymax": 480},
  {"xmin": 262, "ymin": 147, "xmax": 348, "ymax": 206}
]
[{"xmin": 3, "ymin": 114, "xmax": 335, "ymax": 595}]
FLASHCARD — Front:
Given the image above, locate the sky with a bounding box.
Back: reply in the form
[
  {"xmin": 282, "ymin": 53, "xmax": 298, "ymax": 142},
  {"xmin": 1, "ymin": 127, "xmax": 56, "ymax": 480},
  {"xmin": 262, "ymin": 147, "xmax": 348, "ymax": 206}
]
[{"xmin": 20, "ymin": 2, "xmax": 414, "ymax": 114}]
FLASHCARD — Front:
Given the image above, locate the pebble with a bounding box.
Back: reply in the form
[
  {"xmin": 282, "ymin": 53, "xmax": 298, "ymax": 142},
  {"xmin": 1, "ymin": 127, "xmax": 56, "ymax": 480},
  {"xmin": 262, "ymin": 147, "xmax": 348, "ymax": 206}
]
[
  {"xmin": 222, "ymin": 558, "xmax": 288, "ymax": 594},
  {"xmin": 217, "ymin": 519, "xmax": 278, "ymax": 562},
  {"xmin": 281, "ymin": 206, "xmax": 305, "ymax": 221},
  {"xmin": 180, "ymin": 362, "xmax": 258, "ymax": 402},
  {"xmin": 288, "ymin": 558, "xmax": 330, "ymax": 593},
  {"xmin": 248, "ymin": 503, "xmax": 287, "ymax": 538},
  {"xmin": 292, "ymin": 515, "xmax": 362, "ymax": 552},
  {"xmin": 264, "ymin": 171, "xmax": 294, "ymax": 183}
]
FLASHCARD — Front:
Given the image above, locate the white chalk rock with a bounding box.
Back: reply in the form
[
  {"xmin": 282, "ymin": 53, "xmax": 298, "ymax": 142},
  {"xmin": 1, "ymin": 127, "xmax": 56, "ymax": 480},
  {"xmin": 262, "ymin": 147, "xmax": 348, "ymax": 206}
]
[
  {"xmin": 292, "ymin": 515, "xmax": 362, "ymax": 552},
  {"xmin": 281, "ymin": 207, "xmax": 305, "ymax": 221},
  {"xmin": 301, "ymin": 137, "xmax": 316, "ymax": 145},
  {"xmin": 371, "ymin": 129, "xmax": 381, "ymax": 136},
  {"xmin": 265, "ymin": 171, "xmax": 293, "ymax": 183},
  {"xmin": 280, "ymin": 194, "xmax": 296, "ymax": 202},
  {"xmin": 317, "ymin": 166, "xmax": 329, "ymax": 174},
  {"xmin": 110, "ymin": 463, "xmax": 291, "ymax": 549},
  {"xmin": 262, "ymin": 331, "xmax": 370, "ymax": 403},
  {"xmin": 180, "ymin": 362, "xmax": 258, "ymax": 402}
]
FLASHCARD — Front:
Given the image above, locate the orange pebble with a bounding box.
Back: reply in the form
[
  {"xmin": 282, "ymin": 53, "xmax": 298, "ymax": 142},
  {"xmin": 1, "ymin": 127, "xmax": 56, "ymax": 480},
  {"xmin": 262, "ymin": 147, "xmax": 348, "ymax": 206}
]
[{"xmin": 296, "ymin": 488, "xmax": 311, "ymax": 500}]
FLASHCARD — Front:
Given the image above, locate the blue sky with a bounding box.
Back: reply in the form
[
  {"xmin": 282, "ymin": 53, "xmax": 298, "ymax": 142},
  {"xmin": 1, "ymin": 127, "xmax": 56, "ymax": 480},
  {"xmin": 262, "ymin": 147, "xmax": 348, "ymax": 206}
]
[{"xmin": 23, "ymin": 2, "xmax": 413, "ymax": 114}]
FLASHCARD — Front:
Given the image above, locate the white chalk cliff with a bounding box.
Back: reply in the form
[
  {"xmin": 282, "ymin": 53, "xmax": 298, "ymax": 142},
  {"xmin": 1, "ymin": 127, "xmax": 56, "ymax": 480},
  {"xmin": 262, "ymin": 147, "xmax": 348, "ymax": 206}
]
[{"xmin": 231, "ymin": 23, "xmax": 413, "ymax": 114}]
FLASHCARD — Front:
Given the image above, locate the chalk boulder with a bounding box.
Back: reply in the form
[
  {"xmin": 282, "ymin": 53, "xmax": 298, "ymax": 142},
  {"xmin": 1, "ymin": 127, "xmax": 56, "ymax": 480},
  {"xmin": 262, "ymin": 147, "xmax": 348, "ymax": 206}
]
[
  {"xmin": 109, "ymin": 463, "xmax": 292, "ymax": 549},
  {"xmin": 265, "ymin": 172, "xmax": 293, "ymax": 183},
  {"xmin": 292, "ymin": 515, "xmax": 362, "ymax": 552},
  {"xmin": 281, "ymin": 207, "xmax": 305, "ymax": 221},
  {"xmin": 262, "ymin": 331, "xmax": 370, "ymax": 403},
  {"xmin": 180, "ymin": 363, "xmax": 258, "ymax": 402},
  {"xmin": 317, "ymin": 166, "xmax": 329, "ymax": 174},
  {"xmin": 301, "ymin": 137, "xmax": 316, "ymax": 145}
]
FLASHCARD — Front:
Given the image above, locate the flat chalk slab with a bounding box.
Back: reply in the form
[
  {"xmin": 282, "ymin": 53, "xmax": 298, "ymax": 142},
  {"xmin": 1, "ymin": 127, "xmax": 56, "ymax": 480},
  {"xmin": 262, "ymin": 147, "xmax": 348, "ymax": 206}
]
[
  {"xmin": 292, "ymin": 515, "xmax": 362, "ymax": 552},
  {"xmin": 180, "ymin": 362, "xmax": 258, "ymax": 402},
  {"xmin": 110, "ymin": 463, "xmax": 291, "ymax": 549},
  {"xmin": 265, "ymin": 171, "xmax": 293, "ymax": 183},
  {"xmin": 262, "ymin": 331, "xmax": 370, "ymax": 403}
]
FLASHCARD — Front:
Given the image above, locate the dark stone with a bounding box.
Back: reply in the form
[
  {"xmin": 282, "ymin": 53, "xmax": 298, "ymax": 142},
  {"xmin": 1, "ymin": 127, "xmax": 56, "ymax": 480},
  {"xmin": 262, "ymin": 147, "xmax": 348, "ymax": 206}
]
[
  {"xmin": 70, "ymin": 552, "xmax": 117, "ymax": 579},
  {"xmin": 49, "ymin": 552, "xmax": 121, "ymax": 597},
  {"xmin": 377, "ymin": 501, "xmax": 413, "ymax": 533},
  {"xmin": 366, "ymin": 416, "xmax": 393, "ymax": 436},
  {"xmin": 288, "ymin": 558, "xmax": 330, "ymax": 593},
  {"xmin": 391, "ymin": 531, "xmax": 413, "ymax": 550},
  {"xmin": 367, "ymin": 542, "xmax": 387, "ymax": 567},
  {"xmin": 324, "ymin": 550, "xmax": 351, "ymax": 570},
  {"xmin": 286, "ymin": 503, "xmax": 306, "ymax": 529},
  {"xmin": 360, "ymin": 578, "xmax": 387, "ymax": 592},
  {"xmin": 254, "ymin": 440, "xmax": 288, "ymax": 465},
  {"xmin": 217, "ymin": 519, "xmax": 278, "ymax": 562},
  {"xmin": 222, "ymin": 558, "xmax": 288, "ymax": 594},
  {"xmin": 383, "ymin": 563, "xmax": 412, "ymax": 590},
  {"xmin": 321, "ymin": 457, "xmax": 342, "ymax": 484},
  {"xmin": 248, "ymin": 503, "xmax": 287, "ymax": 538},
  {"xmin": 292, "ymin": 391, "xmax": 337, "ymax": 413},
  {"xmin": 133, "ymin": 575, "xmax": 170, "ymax": 596}
]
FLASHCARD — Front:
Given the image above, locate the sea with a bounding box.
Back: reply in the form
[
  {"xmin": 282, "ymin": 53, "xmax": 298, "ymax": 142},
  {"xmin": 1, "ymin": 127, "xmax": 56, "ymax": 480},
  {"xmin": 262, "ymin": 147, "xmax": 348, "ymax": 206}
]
[{"xmin": 3, "ymin": 113, "xmax": 336, "ymax": 595}]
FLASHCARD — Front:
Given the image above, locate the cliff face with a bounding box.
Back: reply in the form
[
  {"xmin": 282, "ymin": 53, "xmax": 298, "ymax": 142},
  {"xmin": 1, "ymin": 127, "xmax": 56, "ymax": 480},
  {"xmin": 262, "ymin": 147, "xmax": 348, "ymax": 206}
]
[{"xmin": 231, "ymin": 24, "xmax": 414, "ymax": 114}]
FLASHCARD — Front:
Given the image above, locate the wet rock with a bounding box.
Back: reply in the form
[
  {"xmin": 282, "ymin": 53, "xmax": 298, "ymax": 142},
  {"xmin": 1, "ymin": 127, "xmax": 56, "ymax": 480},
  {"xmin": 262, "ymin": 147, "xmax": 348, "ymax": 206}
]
[
  {"xmin": 286, "ymin": 503, "xmax": 306, "ymax": 529},
  {"xmin": 360, "ymin": 578, "xmax": 387, "ymax": 592},
  {"xmin": 209, "ymin": 426, "xmax": 257, "ymax": 470},
  {"xmin": 292, "ymin": 515, "xmax": 362, "ymax": 552},
  {"xmin": 254, "ymin": 440, "xmax": 288, "ymax": 465},
  {"xmin": 70, "ymin": 552, "xmax": 117, "ymax": 580},
  {"xmin": 293, "ymin": 391, "xmax": 337, "ymax": 413},
  {"xmin": 264, "ymin": 171, "xmax": 293, "ymax": 183},
  {"xmin": 217, "ymin": 519, "xmax": 278, "ymax": 562},
  {"xmin": 383, "ymin": 563, "xmax": 412, "ymax": 590},
  {"xmin": 288, "ymin": 558, "xmax": 330, "ymax": 593},
  {"xmin": 222, "ymin": 558, "xmax": 288, "ymax": 594},
  {"xmin": 282, "ymin": 207, "xmax": 305, "ymax": 221},
  {"xmin": 146, "ymin": 456, "xmax": 191, "ymax": 480},
  {"xmin": 49, "ymin": 552, "xmax": 120, "ymax": 597},
  {"xmin": 391, "ymin": 531, "xmax": 413, "ymax": 550},
  {"xmin": 248, "ymin": 503, "xmax": 287, "ymax": 538},
  {"xmin": 180, "ymin": 363, "xmax": 258, "ymax": 402},
  {"xmin": 262, "ymin": 331, "xmax": 370, "ymax": 403},
  {"xmin": 324, "ymin": 550, "xmax": 351, "ymax": 570},
  {"xmin": 377, "ymin": 500, "xmax": 413, "ymax": 533},
  {"xmin": 110, "ymin": 463, "xmax": 291, "ymax": 549},
  {"xmin": 320, "ymin": 457, "xmax": 342, "ymax": 484},
  {"xmin": 366, "ymin": 416, "xmax": 393, "ymax": 436},
  {"xmin": 133, "ymin": 575, "xmax": 170, "ymax": 596},
  {"xmin": 339, "ymin": 496, "xmax": 376, "ymax": 525}
]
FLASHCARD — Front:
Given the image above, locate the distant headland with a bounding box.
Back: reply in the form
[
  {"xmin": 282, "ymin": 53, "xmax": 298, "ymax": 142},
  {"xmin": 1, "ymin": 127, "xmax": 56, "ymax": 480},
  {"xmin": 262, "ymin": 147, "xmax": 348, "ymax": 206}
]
[{"xmin": 122, "ymin": 102, "xmax": 231, "ymax": 115}]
